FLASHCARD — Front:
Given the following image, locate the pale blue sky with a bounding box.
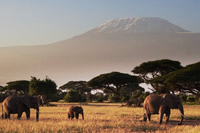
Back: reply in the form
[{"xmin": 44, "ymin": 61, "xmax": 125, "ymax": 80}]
[{"xmin": 0, "ymin": 0, "xmax": 199, "ymax": 47}]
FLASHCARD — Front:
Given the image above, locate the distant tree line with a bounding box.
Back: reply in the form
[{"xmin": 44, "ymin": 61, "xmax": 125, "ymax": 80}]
[
  {"xmin": 0, "ymin": 77, "xmax": 58, "ymax": 103},
  {"xmin": 0, "ymin": 59, "xmax": 200, "ymax": 105}
]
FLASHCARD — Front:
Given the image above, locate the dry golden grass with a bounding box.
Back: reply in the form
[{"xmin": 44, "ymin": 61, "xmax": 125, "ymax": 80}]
[{"xmin": 0, "ymin": 103, "xmax": 199, "ymax": 133}]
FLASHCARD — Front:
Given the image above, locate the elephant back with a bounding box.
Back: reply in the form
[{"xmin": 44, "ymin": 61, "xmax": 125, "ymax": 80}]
[
  {"xmin": 72, "ymin": 106, "xmax": 83, "ymax": 113},
  {"xmin": 144, "ymin": 94, "xmax": 164, "ymax": 114},
  {"xmin": 67, "ymin": 106, "xmax": 83, "ymax": 113},
  {"xmin": 67, "ymin": 106, "xmax": 74, "ymax": 114}
]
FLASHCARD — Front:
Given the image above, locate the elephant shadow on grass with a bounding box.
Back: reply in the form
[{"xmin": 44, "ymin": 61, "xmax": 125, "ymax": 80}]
[
  {"xmin": 167, "ymin": 115, "xmax": 200, "ymax": 126},
  {"xmin": 141, "ymin": 117, "xmax": 200, "ymax": 126},
  {"xmin": 168, "ymin": 119, "xmax": 200, "ymax": 126}
]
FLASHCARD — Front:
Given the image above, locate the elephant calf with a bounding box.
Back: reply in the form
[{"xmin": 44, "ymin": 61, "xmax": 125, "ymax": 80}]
[{"xmin": 67, "ymin": 106, "xmax": 84, "ymax": 120}]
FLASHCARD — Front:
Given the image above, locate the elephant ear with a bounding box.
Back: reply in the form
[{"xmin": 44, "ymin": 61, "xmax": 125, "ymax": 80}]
[
  {"xmin": 22, "ymin": 95, "xmax": 31, "ymax": 108},
  {"xmin": 36, "ymin": 95, "xmax": 42, "ymax": 106},
  {"xmin": 164, "ymin": 94, "xmax": 175, "ymax": 109}
]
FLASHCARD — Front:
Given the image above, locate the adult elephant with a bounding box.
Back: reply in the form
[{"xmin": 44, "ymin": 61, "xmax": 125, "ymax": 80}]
[
  {"xmin": 67, "ymin": 106, "xmax": 84, "ymax": 120},
  {"xmin": 2, "ymin": 95, "xmax": 39, "ymax": 121},
  {"xmin": 143, "ymin": 93, "xmax": 184, "ymax": 125}
]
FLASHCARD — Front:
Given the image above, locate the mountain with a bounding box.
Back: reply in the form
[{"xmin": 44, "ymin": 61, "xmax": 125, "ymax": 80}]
[
  {"xmin": 90, "ymin": 17, "xmax": 189, "ymax": 33},
  {"xmin": 0, "ymin": 17, "xmax": 200, "ymax": 86}
]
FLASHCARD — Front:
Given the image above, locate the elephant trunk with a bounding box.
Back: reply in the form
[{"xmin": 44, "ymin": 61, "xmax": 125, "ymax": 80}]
[
  {"xmin": 82, "ymin": 112, "xmax": 84, "ymax": 120},
  {"xmin": 36, "ymin": 107, "xmax": 39, "ymax": 122},
  {"xmin": 178, "ymin": 104, "xmax": 184, "ymax": 125}
]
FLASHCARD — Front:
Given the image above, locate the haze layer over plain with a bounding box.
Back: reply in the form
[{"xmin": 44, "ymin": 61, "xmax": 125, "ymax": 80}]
[{"xmin": 0, "ymin": 17, "xmax": 200, "ymax": 86}]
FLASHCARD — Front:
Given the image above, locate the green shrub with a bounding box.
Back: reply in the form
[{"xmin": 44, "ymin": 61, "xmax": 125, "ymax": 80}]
[
  {"xmin": 64, "ymin": 89, "xmax": 86, "ymax": 102},
  {"xmin": 64, "ymin": 90, "xmax": 81, "ymax": 102},
  {"xmin": 187, "ymin": 95, "xmax": 196, "ymax": 103},
  {"xmin": 108, "ymin": 94, "xmax": 120, "ymax": 102},
  {"xmin": 92, "ymin": 92, "xmax": 105, "ymax": 102},
  {"xmin": 179, "ymin": 93, "xmax": 187, "ymax": 103}
]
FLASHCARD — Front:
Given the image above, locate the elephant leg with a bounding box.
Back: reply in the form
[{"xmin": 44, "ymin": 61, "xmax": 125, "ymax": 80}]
[
  {"xmin": 143, "ymin": 113, "xmax": 147, "ymax": 122},
  {"xmin": 68, "ymin": 114, "xmax": 71, "ymax": 119},
  {"xmin": 147, "ymin": 114, "xmax": 151, "ymax": 121},
  {"xmin": 17, "ymin": 112, "xmax": 23, "ymax": 120},
  {"xmin": 71, "ymin": 113, "xmax": 74, "ymax": 120},
  {"xmin": 26, "ymin": 109, "xmax": 30, "ymax": 120},
  {"xmin": 159, "ymin": 113, "xmax": 164, "ymax": 124},
  {"xmin": 165, "ymin": 107, "xmax": 171, "ymax": 124},
  {"xmin": 4, "ymin": 113, "xmax": 8, "ymax": 119},
  {"xmin": 159, "ymin": 105, "xmax": 166, "ymax": 124},
  {"xmin": 75, "ymin": 113, "xmax": 79, "ymax": 119},
  {"xmin": 7, "ymin": 113, "xmax": 11, "ymax": 119}
]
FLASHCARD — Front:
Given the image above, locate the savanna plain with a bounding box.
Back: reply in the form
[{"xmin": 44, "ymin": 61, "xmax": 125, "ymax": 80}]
[{"xmin": 0, "ymin": 103, "xmax": 199, "ymax": 133}]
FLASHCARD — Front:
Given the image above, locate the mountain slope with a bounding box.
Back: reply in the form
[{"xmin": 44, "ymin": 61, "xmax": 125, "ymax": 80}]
[{"xmin": 0, "ymin": 17, "xmax": 199, "ymax": 86}]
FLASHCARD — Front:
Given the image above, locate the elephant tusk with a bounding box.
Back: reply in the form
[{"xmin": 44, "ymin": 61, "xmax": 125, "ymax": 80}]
[
  {"xmin": 181, "ymin": 113, "xmax": 184, "ymax": 118},
  {"xmin": 179, "ymin": 111, "xmax": 184, "ymax": 118},
  {"xmin": 178, "ymin": 105, "xmax": 184, "ymax": 118}
]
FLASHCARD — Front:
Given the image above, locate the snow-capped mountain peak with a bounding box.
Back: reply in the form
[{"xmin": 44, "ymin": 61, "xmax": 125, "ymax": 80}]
[{"xmin": 92, "ymin": 17, "xmax": 189, "ymax": 33}]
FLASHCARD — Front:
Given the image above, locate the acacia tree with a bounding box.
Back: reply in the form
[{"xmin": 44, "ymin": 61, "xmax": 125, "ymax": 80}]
[
  {"xmin": 152, "ymin": 62, "xmax": 200, "ymax": 97},
  {"xmin": 87, "ymin": 72, "xmax": 142, "ymax": 102},
  {"xmin": 5, "ymin": 80, "xmax": 29, "ymax": 94},
  {"xmin": 0, "ymin": 86, "xmax": 7, "ymax": 102},
  {"xmin": 59, "ymin": 81, "xmax": 91, "ymax": 102},
  {"xmin": 0, "ymin": 85, "xmax": 6, "ymax": 92},
  {"xmin": 59, "ymin": 81, "xmax": 91, "ymax": 93},
  {"xmin": 132, "ymin": 59, "xmax": 183, "ymax": 93}
]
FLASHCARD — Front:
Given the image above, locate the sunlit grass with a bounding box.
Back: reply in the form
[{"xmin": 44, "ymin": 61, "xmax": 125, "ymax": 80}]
[{"xmin": 0, "ymin": 103, "xmax": 199, "ymax": 132}]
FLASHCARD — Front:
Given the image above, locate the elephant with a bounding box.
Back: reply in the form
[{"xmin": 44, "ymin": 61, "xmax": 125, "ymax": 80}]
[
  {"xmin": 67, "ymin": 106, "xmax": 84, "ymax": 120},
  {"xmin": 143, "ymin": 93, "xmax": 184, "ymax": 125},
  {"xmin": 2, "ymin": 95, "xmax": 39, "ymax": 121}
]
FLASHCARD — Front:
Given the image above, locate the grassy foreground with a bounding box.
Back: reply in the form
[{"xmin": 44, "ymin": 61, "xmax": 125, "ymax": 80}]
[{"xmin": 0, "ymin": 103, "xmax": 199, "ymax": 133}]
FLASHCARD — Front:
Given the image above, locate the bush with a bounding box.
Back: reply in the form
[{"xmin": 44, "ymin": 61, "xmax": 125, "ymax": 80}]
[
  {"xmin": 187, "ymin": 95, "xmax": 196, "ymax": 103},
  {"xmin": 178, "ymin": 94, "xmax": 199, "ymax": 105},
  {"xmin": 120, "ymin": 95, "xmax": 130, "ymax": 103},
  {"xmin": 64, "ymin": 90, "xmax": 86, "ymax": 102},
  {"xmin": 127, "ymin": 90, "xmax": 148, "ymax": 107},
  {"xmin": 81, "ymin": 93, "xmax": 87, "ymax": 102},
  {"xmin": 108, "ymin": 94, "xmax": 120, "ymax": 102},
  {"xmin": 96, "ymin": 95, "xmax": 104, "ymax": 102},
  {"xmin": 51, "ymin": 90, "xmax": 67, "ymax": 102},
  {"xmin": 91, "ymin": 92, "xmax": 107, "ymax": 102},
  {"xmin": 179, "ymin": 93, "xmax": 187, "ymax": 103},
  {"xmin": 86, "ymin": 93, "xmax": 92, "ymax": 102},
  {"xmin": 195, "ymin": 96, "xmax": 200, "ymax": 104}
]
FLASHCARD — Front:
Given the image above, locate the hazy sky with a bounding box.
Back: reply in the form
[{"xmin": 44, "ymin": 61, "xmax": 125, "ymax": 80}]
[{"xmin": 0, "ymin": 0, "xmax": 200, "ymax": 47}]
